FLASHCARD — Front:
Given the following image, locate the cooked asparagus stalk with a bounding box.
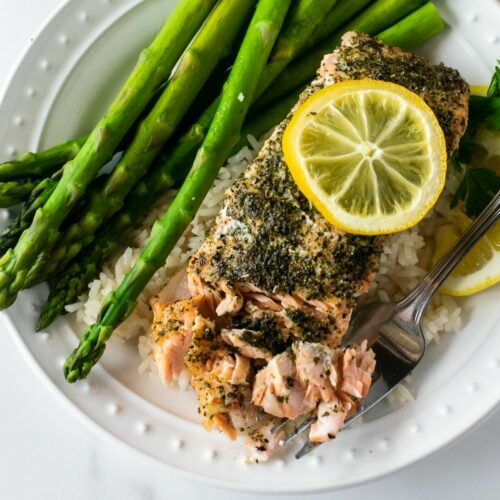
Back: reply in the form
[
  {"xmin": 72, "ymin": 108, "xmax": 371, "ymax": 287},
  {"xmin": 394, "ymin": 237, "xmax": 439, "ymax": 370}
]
[
  {"xmin": 0, "ymin": 0, "xmax": 218, "ymax": 309},
  {"xmin": 253, "ymin": 0, "xmax": 429, "ymax": 110},
  {"xmin": 0, "ymin": 179, "xmax": 40, "ymax": 208},
  {"xmin": 27, "ymin": 0, "xmax": 256, "ymax": 285},
  {"xmin": 0, "ymin": 175, "xmax": 60, "ymax": 255},
  {"xmin": 0, "ymin": 167, "xmax": 109, "ymax": 256},
  {"xmin": 64, "ymin": 0, "xmax": 293, "ymax": 382},
  {"xmin": 255, "ymin": 0, "xmax": 340, "ymax": 93},
  {"xmin": 0, "ymin": 136, "xmax": 87, "ymax": 181},
  {"xmin": 299, "ymin": 0, "xmax": 374, "ymax": 55},
  {"xmin": 37, "ymin": 88, "xmax": 303, "ymax": 331},
  {"xmin": 377, "ymin": 2, "xmax": 444, "ymax": 50}
]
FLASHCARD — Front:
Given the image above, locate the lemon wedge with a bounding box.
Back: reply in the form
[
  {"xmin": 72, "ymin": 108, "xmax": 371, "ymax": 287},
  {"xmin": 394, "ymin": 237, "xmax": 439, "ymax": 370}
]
[
  {"xmin": 282, "ymin": 79, "xmax": 447, "ymax": 235},
  {"xmin": 433, "ymin": 213, "xmax": 500, "ymax": 296},
  {"xmin": 431, "ymin": 84, "xmax": 500, "ymax": 296},
  {"xmin": 469, "ymin": 84, "xmax": 489, "ymax": 96}
]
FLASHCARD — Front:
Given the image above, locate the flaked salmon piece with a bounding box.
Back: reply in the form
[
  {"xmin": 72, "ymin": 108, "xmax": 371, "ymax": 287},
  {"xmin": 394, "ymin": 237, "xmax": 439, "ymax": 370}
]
[
  {"xmin": 155, "ymin": 332, "xmax": 192, "ymax": 385},
  {"xmin": 215, "ymin": 281, "xmax": 244, "ymax": 316},
  {"xmin": 232, "ymin": 354, "xmax": 251, "ymax": 385},
  {"xmin": 214, "ymin": 352, "xmax": 251, "ymax": 385},
  {"xmin": 184, "ymin": 316, "xmax": 253, "ymax": 439},
  {"xmin": 212, "ymin": 414, "xmax": 238, "ymax": 440},
  {"xmin": 245, "ymin": 419, "xmax": 284, "ymax": 463},
  {"xmin": 309, "ymin": 398, "xmax": 350, "ymax": 444},
  {"xmin": 252, "ymin": 350, "xmax": 315, "ymax": 419},
  {"xmin": 225, "ymin": 305, "xmax": 290, "ymax": 356},
  {"xmin": 309, "ymin": 341, "xmax": 375, "ymax": 443},
  {"xmin": 293, "ymin": 342, "xmax": 341, "ymax": 403},
  {"xmin": 151, "ymin": 296, "xmax": 213, "ymax": 385},
  {"xmin": 252, "ymin": 341, "xmax": 376, "ymax": 443},
  {"xmin": 221, "ymin": 328, "xmax": 273, "ymax": 360},
  {"xmin": 151, "ymin": 294, "xmax": 252, "ymax": 438},
  {"xmin": 341, "ymin": 342, "xmax": 376, "ymax": 399}
]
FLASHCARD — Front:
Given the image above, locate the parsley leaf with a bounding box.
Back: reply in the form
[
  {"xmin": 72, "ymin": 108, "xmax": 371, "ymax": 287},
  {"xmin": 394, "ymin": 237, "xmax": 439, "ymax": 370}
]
[
  {"xmin": 451, "ymin": 167, "xmax": 500, "ymax": 217},
  {"xmin": 469, "ymin": 95, "xmax": 500, "ymax": 131},
  {"xmin": 450, "ymin": 62, "xmax": 500, "ymax": 217},
  {"xmin": 487, "ymin": 59, "xmax": 500, "ymax": 97}
]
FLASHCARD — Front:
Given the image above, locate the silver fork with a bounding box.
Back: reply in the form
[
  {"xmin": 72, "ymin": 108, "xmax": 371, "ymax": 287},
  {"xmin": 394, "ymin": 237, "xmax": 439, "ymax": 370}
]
[{"xmin": 278, "ymin": 190, "xmax": 500, "ymax": 459}]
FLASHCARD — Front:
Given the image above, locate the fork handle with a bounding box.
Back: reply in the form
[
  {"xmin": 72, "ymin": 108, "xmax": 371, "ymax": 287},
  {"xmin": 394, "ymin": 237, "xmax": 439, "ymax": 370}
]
[{"xmin": 398, "ymin": 190, "xmax": 500, "ymax": 322}]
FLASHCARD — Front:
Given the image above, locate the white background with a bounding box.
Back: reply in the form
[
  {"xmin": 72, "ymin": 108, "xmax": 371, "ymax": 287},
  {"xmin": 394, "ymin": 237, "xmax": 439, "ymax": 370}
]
[{"xmin": 1, "ymin": 1, "xmax": 500, "ymax": 499}]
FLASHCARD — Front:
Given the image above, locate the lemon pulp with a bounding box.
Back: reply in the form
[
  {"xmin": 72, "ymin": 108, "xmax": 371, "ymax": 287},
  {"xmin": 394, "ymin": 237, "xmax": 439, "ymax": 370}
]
[{"xmin": 434, "ymin": 213, "xmax": 500, "ymax": 296}]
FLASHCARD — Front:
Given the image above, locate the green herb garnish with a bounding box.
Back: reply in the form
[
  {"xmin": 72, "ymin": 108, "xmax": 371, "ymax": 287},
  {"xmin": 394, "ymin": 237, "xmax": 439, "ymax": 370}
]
[
  {"xmin": 450, "ymin": 166, "xmax": 500, "ymax": 216},
  {"xmin": 451, "ymin": 61, "xmax": 500, "ymax": 217}
]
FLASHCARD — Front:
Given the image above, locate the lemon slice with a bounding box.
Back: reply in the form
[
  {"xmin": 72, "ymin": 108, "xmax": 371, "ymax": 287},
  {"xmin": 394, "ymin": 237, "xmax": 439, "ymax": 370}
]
[
  {"xmin": 433, "ymin": 213, "xmax": 500, "ymax": 296},
  {"xmin": 469, "ymin": 84, "xmax": 489, "ymax": 96},
  {"xmin": 282, "ymin": 79, "xmax": 447, "ymax": 235}
]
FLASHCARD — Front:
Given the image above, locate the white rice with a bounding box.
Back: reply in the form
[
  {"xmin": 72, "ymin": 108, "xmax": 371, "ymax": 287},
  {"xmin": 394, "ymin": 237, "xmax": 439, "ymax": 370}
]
[{"xmin": 68, "ymin": 137, "xmax": 464, "ymax": 398}]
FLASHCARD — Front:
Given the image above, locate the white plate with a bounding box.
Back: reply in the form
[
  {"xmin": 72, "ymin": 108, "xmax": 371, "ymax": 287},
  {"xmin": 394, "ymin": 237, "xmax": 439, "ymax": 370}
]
[{"xmin": 0, "ymin": 0, "xmax": 499, "ymax": 493}]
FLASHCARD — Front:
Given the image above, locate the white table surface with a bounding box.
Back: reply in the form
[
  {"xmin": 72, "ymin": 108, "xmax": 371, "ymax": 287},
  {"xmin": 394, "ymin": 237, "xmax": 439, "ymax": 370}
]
[{"xmin": 1, "ymin": 1, "xmax": 500, "ymax": 499}]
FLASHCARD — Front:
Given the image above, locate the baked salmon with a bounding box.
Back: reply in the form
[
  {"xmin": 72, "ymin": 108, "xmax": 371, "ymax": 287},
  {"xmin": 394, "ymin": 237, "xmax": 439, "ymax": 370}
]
[{"xmin": 150, "ymin": 32, "xmax": 469, "ymax": 460}]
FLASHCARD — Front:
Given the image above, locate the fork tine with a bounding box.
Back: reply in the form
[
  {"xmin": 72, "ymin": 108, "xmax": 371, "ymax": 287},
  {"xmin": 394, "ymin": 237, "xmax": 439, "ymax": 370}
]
[
  {"xmin": 279, "ymin": 416, "xmax": 315, "ymax": 446},
  {"xmin": 293, "ymin": 373, "xmax": 402, "ymax": 459},
  {"xmin": 295, "ymin": 439, "xmax": 319, "ymax": 459},
  {"xmin": 270, "ymin": 419, "xmax": 288, "ymax": 435}
]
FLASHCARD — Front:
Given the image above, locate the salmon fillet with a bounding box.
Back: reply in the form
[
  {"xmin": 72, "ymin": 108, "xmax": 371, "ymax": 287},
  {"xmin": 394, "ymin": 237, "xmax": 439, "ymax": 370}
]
[
  {"xmin": 188, "ymin": 33, "xmax": 469, "ymax": 352},
  {"xmin": 150, "ymin": 32, "xmax": 469, "ymax": 460}
]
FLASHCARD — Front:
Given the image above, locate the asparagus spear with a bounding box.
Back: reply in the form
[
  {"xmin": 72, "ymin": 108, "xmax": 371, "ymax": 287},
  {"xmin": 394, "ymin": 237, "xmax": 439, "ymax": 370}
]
[
  {"xmin": 27, "ymin": 0, "xmax": 256, "ymax": 285},
  {"xmin": 64, "ymin": 0, "xmax": 293, "ymax": 382},
  {"xmin": 24, "ymin": 173, "xmax": 113, "ymax": 284},
  {"xmin": 256, "ymin": 0, "xmax": 340, "ymax": 93},
  {"xmin": 0, "ymin": 176, "xmax": 60, "ymax": 255},
  {"xmin": 0, "ymin": 166, "xmax": 109, "ymax": 257},
  {"xmin": 37, "ymin": 88, "xmax": 303, "ymax": 331},
  {"xmin": 0, "ymin": 136, "xmax": 87, "ymax": 181},
  {"xmin": 253, "ymin": 0, "xmax": 429, "ymax": 110},
  {"xmin": 0, "ymin": 0, "xmax": 218, "ymax": 309},
  {"xmin": 0, "ymin": 179, "xmax": 40, "ymax": 208},
  {"xmin": 377, "ymin": 2, "xmax": 444, "ymax": 50},
  {"xmin": 298, "ymin": 0, "xmax": 373, "ymax": 55},
  {"xmin": 182, "ymin": 0, "xmax": 344, "ymax": 140}
]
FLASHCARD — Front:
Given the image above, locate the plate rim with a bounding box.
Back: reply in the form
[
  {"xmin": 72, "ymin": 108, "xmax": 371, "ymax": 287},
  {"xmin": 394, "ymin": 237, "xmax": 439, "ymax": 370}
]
[{"xmin": 1, "ymin": 0, "xmax": 500, "ymax": 493}]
